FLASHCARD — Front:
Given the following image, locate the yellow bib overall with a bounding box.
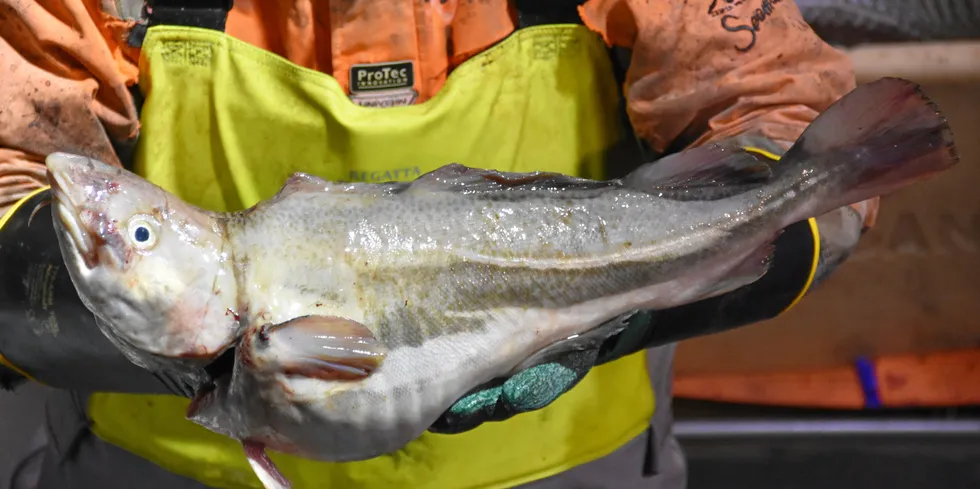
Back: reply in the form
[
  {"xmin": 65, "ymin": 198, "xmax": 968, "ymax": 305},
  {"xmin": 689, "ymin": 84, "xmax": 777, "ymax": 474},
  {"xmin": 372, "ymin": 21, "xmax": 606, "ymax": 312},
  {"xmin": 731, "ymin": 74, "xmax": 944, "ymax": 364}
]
[{"xmin": 86, "ymin": 24, "xmax": 656, "ymax": 489}]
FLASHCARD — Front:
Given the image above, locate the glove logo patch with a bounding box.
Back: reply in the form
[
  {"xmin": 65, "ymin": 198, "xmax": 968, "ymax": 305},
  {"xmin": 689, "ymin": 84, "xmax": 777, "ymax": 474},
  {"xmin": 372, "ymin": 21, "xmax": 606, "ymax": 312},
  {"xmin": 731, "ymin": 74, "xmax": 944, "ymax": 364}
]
[{"xmin": 25, "ymin": 263, "xmax": 60, "ymax": 336}]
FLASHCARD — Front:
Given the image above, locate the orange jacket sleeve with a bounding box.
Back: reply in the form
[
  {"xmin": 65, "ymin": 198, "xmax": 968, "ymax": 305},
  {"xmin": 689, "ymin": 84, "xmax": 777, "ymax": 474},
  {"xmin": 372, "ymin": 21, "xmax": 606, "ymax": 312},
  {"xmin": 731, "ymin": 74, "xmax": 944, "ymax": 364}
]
[
  {"xmin": 578, "ymin": 0, "xmax": 878, "ymax": 227},
  {"xmin": 579, "ymin": 0, "xmax": 856, "ymax": 150},
  {"xmin": 0, "ymin": 0, "xmax": 139, "ymax": 216}
]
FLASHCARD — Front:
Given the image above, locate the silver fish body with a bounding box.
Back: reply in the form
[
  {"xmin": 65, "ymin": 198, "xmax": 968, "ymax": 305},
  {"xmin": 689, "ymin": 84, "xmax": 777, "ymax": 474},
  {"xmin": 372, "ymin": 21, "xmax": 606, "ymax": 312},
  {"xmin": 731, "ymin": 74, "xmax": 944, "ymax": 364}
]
[
  {"xmin": 198, "ymin": 167, "xmax": 782, "ymax": 459},
  {"xmin": 45, "ymin": 77, "xmax": 958, "ymax": 488}
]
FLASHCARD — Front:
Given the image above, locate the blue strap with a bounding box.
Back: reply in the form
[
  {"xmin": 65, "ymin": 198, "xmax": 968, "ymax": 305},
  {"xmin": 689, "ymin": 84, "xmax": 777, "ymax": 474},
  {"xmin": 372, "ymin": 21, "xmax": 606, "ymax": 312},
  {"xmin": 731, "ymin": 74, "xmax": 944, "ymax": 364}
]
[{"xmin": 855, "ymin": 357, "xmax": 883, "ymax": 409}]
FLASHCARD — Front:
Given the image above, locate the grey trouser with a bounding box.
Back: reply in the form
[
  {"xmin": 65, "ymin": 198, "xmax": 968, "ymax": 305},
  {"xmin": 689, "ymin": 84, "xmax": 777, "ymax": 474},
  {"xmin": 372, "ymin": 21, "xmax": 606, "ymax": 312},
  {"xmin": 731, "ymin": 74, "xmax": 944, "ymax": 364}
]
[{"xmin": 15, "ymin": 345, "xmax": 685, "ymax": 489}]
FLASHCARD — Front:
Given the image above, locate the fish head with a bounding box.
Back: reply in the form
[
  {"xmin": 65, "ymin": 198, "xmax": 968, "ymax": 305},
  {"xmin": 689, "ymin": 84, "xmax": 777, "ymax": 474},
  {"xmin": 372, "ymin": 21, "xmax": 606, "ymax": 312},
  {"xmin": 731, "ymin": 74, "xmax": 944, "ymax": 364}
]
[{"xmin": 46, "ymin": 153, "xmax": 241, "ymax": 366}]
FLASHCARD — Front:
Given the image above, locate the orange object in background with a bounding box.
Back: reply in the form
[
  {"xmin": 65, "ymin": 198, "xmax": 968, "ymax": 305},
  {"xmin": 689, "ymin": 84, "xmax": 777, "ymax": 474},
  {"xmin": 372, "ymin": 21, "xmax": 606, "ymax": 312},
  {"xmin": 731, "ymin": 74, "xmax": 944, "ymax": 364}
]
[{"xmin": 674, "ymin": 348, "xmax": 980, "ymax": 409}]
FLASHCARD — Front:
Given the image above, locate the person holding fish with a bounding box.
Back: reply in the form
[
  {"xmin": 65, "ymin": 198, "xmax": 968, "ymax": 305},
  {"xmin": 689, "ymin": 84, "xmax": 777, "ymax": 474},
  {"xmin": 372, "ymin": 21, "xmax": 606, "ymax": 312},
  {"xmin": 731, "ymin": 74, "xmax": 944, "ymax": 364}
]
[{"xmin": 0, "ymin": 1, "xmax": 958, "ymax": 489}]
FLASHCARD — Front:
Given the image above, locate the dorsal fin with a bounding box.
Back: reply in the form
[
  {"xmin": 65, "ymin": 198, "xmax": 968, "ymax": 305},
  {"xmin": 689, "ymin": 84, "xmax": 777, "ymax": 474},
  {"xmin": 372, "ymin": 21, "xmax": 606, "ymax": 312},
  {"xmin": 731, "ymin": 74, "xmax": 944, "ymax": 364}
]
[
  {"xmin": 283, "ymin": 172, "xmax": 330, "ymax": 192},
  {"xmin": 623, "ymin": 141, "xmax": 775, "ymax": 201},
  {"xmin": 410, "ymin": 164, "xmax": 614, "ymax": 194}
]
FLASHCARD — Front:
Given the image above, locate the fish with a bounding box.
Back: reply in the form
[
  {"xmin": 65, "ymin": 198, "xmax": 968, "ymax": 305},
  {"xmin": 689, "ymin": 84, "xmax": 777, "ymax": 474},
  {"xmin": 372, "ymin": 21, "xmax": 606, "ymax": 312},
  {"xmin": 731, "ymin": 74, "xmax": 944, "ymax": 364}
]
[{"xmin": 45, "ymin": 77, "xmax": 958, "ymax": 489}]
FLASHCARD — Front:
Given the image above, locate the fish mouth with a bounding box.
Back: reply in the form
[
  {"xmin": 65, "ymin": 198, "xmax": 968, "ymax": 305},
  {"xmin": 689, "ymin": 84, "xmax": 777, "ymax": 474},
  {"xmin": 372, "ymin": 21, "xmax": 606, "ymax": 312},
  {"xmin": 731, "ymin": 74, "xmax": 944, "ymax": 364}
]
[{"xmin": 46, "ymin": 154, "xmax": 100, "ymax": 270}]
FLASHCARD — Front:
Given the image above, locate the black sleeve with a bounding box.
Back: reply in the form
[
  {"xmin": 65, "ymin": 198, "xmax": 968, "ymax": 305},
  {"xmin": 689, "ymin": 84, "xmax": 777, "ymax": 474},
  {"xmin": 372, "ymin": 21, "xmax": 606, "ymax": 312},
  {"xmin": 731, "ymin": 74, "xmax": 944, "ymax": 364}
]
[
  {"xmin": 0, "ymin": 189, "xmax": 194, "ymax": 396},
  {"xmin": 596, "ymin": 217, "xmax": 819, "ymax": 363}
]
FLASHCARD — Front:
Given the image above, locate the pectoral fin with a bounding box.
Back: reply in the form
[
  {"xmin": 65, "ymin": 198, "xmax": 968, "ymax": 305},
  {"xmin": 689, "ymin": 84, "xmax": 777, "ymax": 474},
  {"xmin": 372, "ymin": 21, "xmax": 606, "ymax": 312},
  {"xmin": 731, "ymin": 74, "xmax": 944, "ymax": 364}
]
[{"xmin": 255, "ymin": 315, "xmax": 387, "ymax": 381}]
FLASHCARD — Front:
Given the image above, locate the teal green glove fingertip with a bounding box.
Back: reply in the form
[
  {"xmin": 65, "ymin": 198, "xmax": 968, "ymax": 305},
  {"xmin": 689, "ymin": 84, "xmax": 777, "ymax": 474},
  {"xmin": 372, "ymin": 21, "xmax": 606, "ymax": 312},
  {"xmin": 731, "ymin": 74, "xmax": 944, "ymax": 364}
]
[
  {"xmin": 448, "ymin": 385, "xmax": 503, "ymax": 417},
  {"xmin": 502, "ymin": 363, "xmax": 579, "ymax": 411}
]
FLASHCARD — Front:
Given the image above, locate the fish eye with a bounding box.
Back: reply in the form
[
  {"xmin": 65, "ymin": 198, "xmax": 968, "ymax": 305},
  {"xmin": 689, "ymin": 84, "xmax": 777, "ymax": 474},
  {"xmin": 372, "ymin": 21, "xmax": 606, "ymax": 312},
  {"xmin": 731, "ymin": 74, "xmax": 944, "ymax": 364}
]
[{"xmin": 126, "ymin": 215, "xmax": 161, "ymax": 250}]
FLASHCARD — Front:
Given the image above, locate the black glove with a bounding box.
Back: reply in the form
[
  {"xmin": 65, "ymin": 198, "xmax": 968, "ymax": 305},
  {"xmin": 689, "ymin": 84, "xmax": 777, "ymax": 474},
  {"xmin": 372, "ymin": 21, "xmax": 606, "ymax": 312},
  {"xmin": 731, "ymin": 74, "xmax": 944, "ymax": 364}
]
[
  {"xmin": 0, "ymin": 188, "xmax": 198, "ymax": 396},
  {"xmin": 429, "ymin": 216, "xmax": 818, "ymax": 434},
  {"xmin": 427, "ymin": 134, "xmax": 878, "ymax": 435}
]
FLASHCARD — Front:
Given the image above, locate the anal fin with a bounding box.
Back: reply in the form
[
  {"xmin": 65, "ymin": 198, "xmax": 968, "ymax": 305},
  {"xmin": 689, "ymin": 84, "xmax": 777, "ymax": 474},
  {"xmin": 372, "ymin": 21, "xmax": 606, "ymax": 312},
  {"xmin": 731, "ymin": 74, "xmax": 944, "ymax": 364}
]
[
  {"xmin": 510, "ymin": 313, "xmax": 632, "ymax": 375},
  {"xmin": 700, "ymin": 232, "xmax": 780, "ymax": 300},
  {"xmin": 249, "ymin": 315, "xmax": 388, "ymax": 381}
]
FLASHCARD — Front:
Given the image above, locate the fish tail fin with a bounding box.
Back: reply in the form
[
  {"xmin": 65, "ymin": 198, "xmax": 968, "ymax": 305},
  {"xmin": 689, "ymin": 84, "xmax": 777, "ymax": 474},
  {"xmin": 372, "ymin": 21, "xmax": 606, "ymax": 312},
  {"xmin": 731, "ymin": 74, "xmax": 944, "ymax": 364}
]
[{"xmin": 779, "ymin": 77, "xmax": 959, "ymax": 220}]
